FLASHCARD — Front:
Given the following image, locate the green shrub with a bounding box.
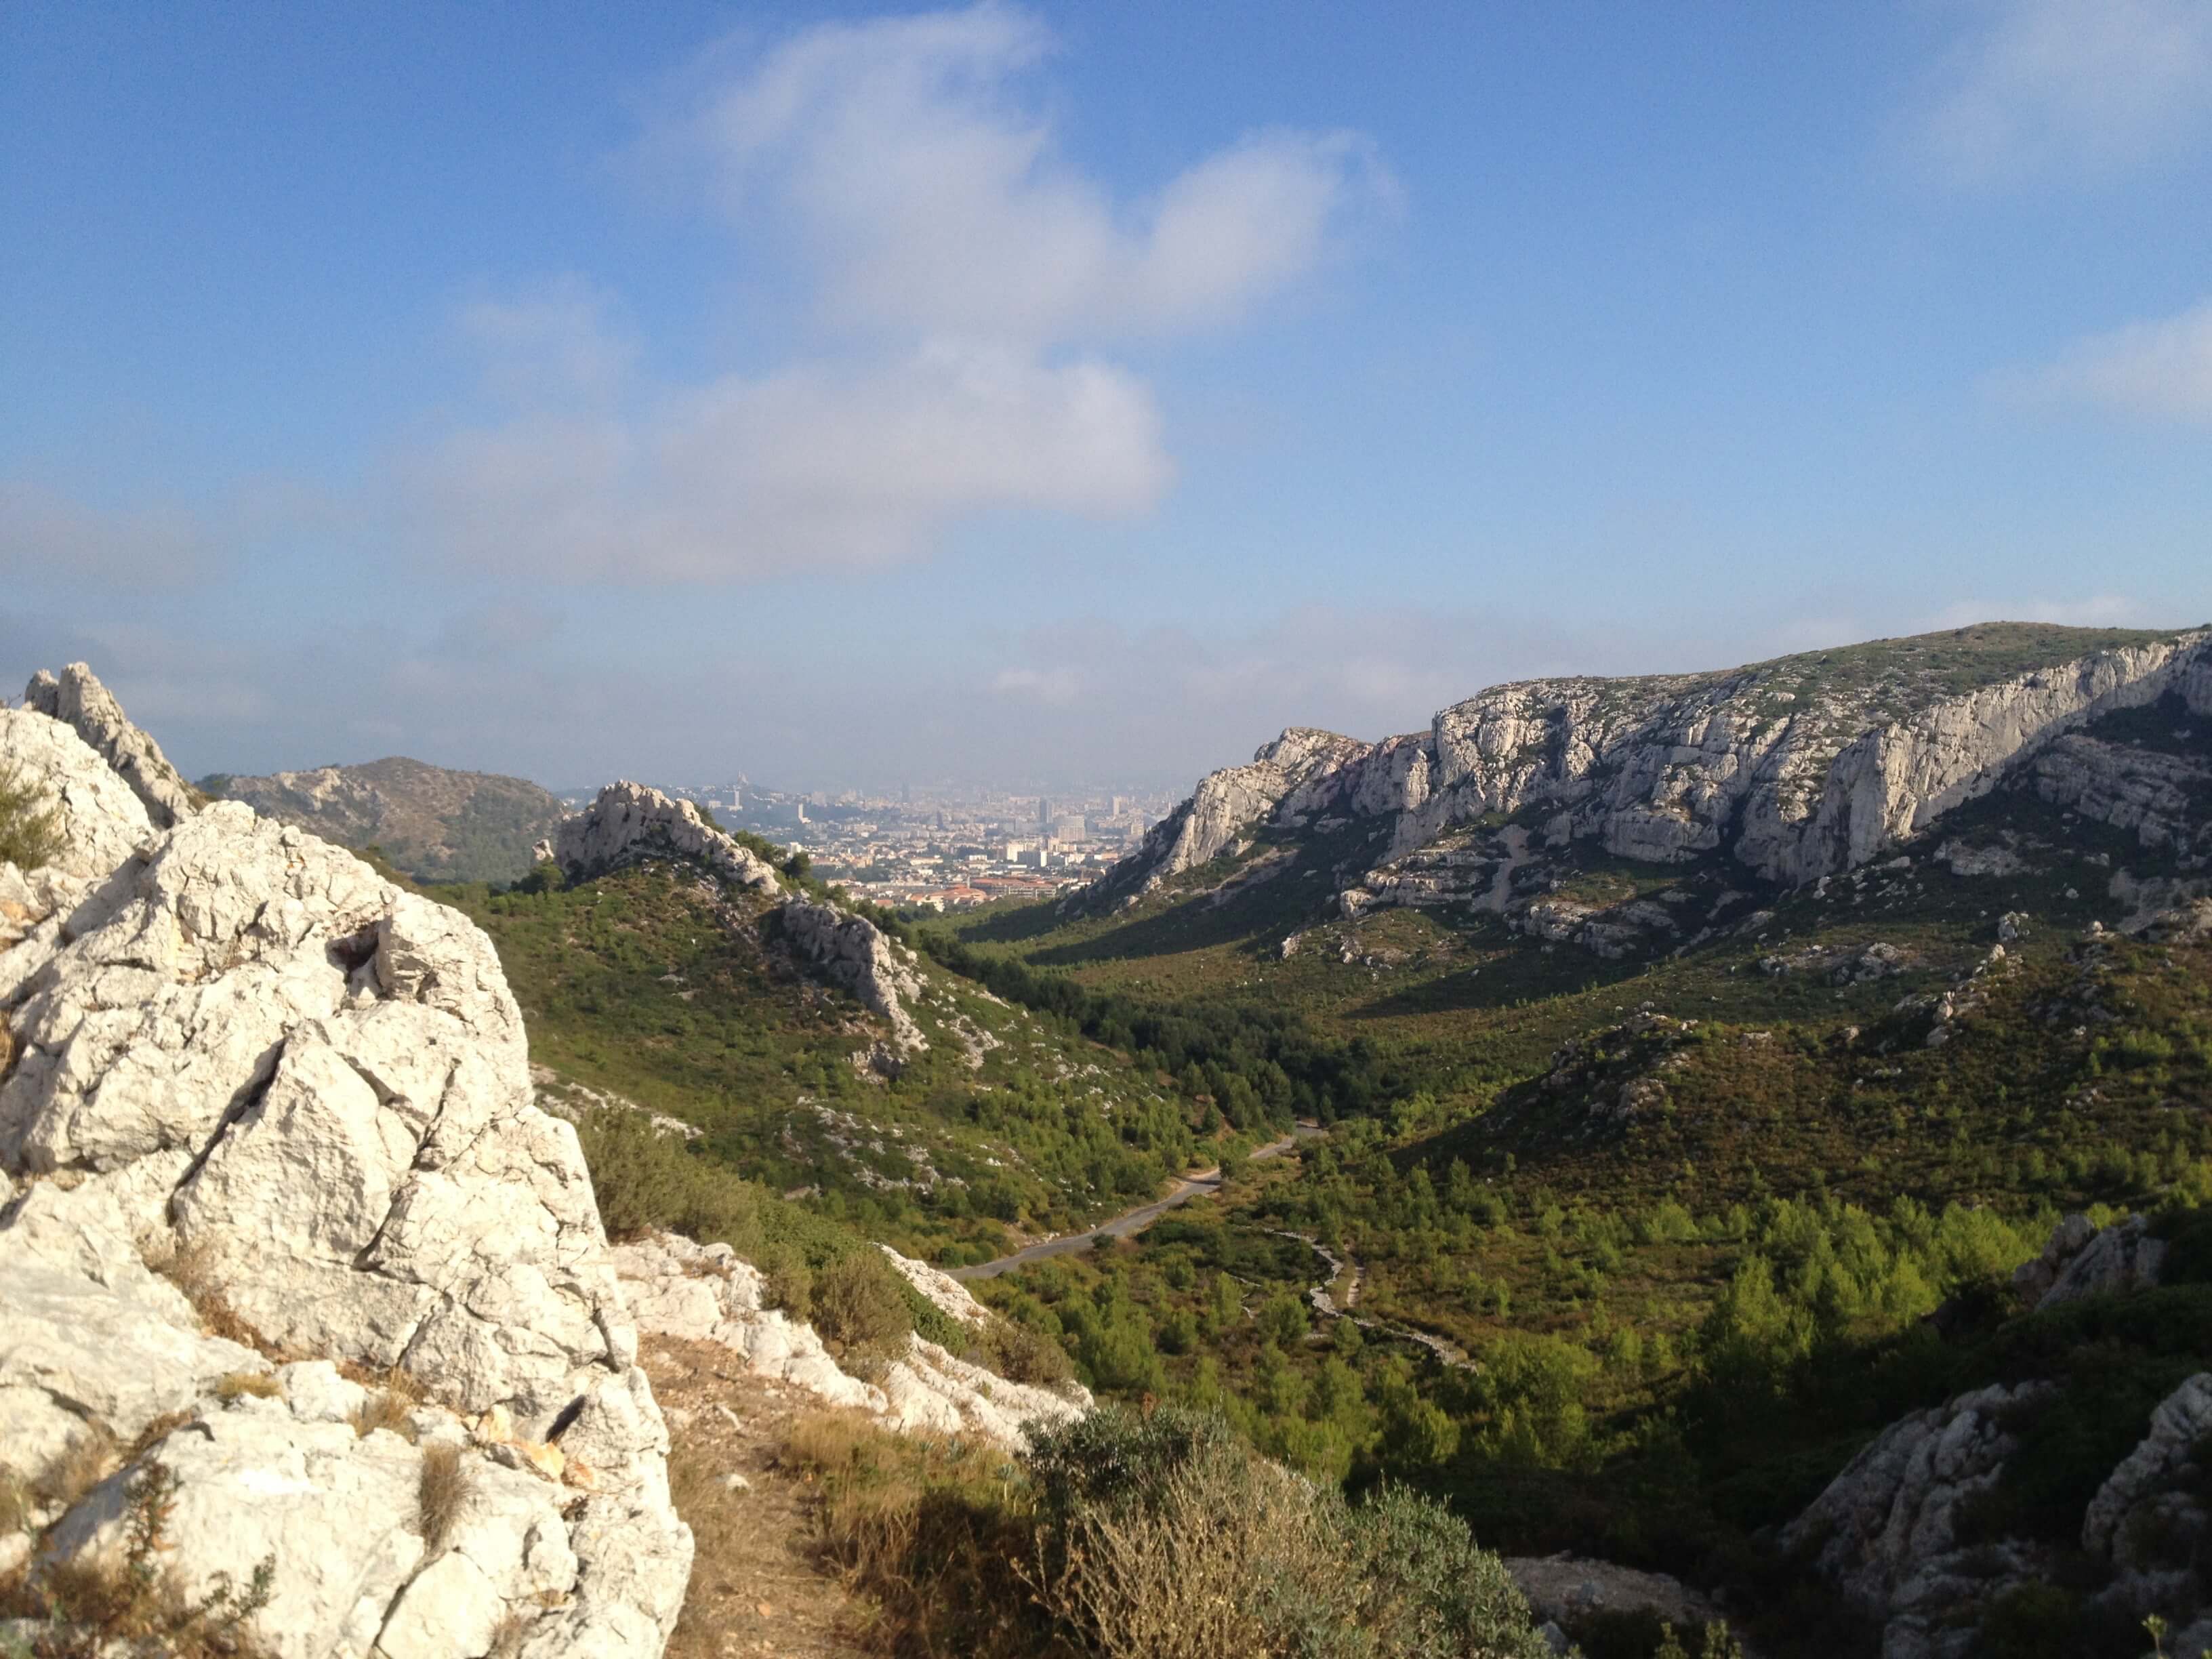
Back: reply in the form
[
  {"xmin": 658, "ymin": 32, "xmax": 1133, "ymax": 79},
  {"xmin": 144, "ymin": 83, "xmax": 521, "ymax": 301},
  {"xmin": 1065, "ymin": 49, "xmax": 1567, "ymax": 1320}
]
[
  {"xmin": 808, "ymin": 1252, "xmax": 914, "ymax": 1363},
  {"xmin": 1025, "ymin": 1406, "xmax": 1551, "ymax": 1659},
  {"xmin": 0, "ymin": 764, "xmax": 62, "ymax": 871},
  {"xmin": 972, "ymin": 1315, "xmax": 1079, "ymax": 1388}
]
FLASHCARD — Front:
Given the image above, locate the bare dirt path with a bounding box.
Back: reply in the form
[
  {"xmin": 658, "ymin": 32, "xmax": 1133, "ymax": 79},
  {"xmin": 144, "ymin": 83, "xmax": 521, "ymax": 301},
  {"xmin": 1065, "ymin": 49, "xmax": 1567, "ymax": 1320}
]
[
  {"xmin": 644, "ymin": 1334, "xmax": 878, "ymax": 1659},
  {"xmin": 950, "ymin": 1122, "xmax": 1322, "ymax": 1282}
]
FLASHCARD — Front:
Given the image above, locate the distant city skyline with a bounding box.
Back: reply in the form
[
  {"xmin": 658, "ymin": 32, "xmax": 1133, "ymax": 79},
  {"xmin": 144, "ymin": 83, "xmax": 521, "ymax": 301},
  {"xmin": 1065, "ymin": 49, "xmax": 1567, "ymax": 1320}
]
[{"xmin": 5, "ymin": 2, "xmax": 2210, "ymax": 791}]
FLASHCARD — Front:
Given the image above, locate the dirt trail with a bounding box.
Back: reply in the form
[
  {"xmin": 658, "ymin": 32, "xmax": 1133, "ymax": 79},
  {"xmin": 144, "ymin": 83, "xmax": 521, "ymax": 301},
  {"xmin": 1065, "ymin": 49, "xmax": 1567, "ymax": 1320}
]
[
  {"xmin": 642, "ymin": 1334, "xmax": 878, "ymax": 1659},
  {"xmin": 950, "ymin": 1122, "xmax": 1323, "ymax": 1282}
]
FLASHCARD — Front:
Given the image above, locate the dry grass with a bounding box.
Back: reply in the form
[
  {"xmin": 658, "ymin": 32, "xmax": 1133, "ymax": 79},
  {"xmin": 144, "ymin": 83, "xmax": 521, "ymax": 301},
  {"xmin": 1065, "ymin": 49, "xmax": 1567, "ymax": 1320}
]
[
  {"xmin": 779, "ymin": 1411, "xmax": 1046, "ymax": 1657},
  {"xmin": 350, "ymin": 1390, "xmax": 417, "ymax": 1442},
  {"xmin": 214, "ymin": 1371, "xmax": 281, "ymax": 1403},
  {"xmin": 147, "ymin": 1237, "xmax": 269, "ymax": 1353},
  {"xmin": 30, "ymin": 1425, "xmax": 117, "ymax": 1517},
  {"xmin": 641, "ymin": 1334, "xmax": 878, "ymax": 1659},
  {"xmin": 416, "ymin": 1442, "xmax": 470, "ymax": 1550},
  {"xmin": 348, "ymin": 1364, "xmax": 426, "ymax": 1441},
  {"xmin": 0, "ymin": 1462, "xmax": 31, "ymax": 1536}
]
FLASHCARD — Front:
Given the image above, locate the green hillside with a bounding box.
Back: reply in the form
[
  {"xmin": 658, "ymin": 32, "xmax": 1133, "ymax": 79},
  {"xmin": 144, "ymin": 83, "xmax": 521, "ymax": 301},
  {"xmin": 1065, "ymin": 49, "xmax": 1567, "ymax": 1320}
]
[
  {"xmin": 204, "ymin": 756, "xmax": 565, "ymax": 884},
  {"xmin": 438, "ymin": 863, "xmax": 1216, "ymax": 1265},
  {"xmin": 921, "ymin": 701, "xmax": 2212, "ymax": 1658}
]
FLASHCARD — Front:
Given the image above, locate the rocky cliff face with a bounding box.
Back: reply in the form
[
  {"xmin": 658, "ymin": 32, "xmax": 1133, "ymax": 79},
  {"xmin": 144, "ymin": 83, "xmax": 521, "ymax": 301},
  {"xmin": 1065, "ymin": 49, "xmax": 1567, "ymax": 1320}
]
[
  {"xmin": 1101, "ymin": 727, "xmax": 1368, "ymax": 899},
  {"xmin": 0, "ymin": 691, "xmax": 691, "ymax": 1656},
  {"xmin": 1092, "ymin": 625, "xmax": 2212, "ymax": 929},
  {"xmin": 610, "ymin": 1233, "xmax": 1089, "ymax": 1452},
  {"xmin": 22, "ymin": 661, "xmax": 199, "ymax": 830},
  {"xmin": 552, "ymin": 781, "xmax": 780, "ymax": 893}
]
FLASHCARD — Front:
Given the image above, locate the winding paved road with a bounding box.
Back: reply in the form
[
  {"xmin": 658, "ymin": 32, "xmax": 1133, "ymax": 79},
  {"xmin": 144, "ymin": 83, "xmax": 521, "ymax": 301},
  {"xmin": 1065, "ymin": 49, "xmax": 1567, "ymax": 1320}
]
[{"xmin": 949, "ymin": 1122, "xmax": 1322, "ymax": 1282}]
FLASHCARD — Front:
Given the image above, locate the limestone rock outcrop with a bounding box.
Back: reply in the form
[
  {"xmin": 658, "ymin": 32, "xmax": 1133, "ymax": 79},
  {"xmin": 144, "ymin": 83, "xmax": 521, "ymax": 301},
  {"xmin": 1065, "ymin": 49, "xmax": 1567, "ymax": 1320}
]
[
  {"xmin": 22, "ymin": 661, "xmax": 198, "ymax": 830},
  {"xmin": 544, "ymin": 783, "xmax": 927, "ymax": 1065},
  {"xmin": 1096, "ymin": 727, "xmax": 1367, "ymax": 900},
  {"xmin": 779, "ymin": 898, "xmax": 926, "ymax": 1059},
  {"xmin": 2010, "ymin": 1213, "xmax": 2167, "ymax": 1311},
  {"xmin": 0, "ymin": 680, "xmax": 692, "ymax": 1657},
  {"xmin": 609, "ymin": 1233, "xmax": 1088, "ymax": 1451},
  {"xmin": 1790, "ymin": 1358, "xmax": 2212, "ymax": 1652},
  {"xmin": 1092, "ymin": 626, "xmax": 2212, "ymax": 926},
  {"xmin": 1781, "ymin": 1381, "xmax": 2057, "ymax": 1659},
  {"xmin": 552, "ymin": 781, "xmax": 779, "ymax": 892},
  {"xmin": 0, "ymin": 703, "xmax": 155, "ymax": 884}
]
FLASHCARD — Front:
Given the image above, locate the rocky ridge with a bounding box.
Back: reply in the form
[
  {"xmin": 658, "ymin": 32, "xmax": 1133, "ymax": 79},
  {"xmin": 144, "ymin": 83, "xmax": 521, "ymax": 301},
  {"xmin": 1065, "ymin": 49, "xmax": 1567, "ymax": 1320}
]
[
  {"xmin": 609, "ymin": 1232, "xmax": 1088, "ymax": 1452},
  {"xmin": 550, "ymin": 781, "xmax": 929, "ymax": 1066},
  {"xmin": 24, "ymin": 661, "xmax": 199, "ymax": 830},
  {"xmin": 1090, "ymin": 625, "xmax": 2212, "ymax": 946},
  {"xmin": 0, "ymin": 680, "xmax": 692, "ymax": 1656}
]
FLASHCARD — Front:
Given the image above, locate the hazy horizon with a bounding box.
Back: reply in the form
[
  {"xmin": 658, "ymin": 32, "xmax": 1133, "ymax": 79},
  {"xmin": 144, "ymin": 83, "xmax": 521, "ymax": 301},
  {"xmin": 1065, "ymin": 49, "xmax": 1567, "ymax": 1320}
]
[{"xmin": 6, "ymin": 2, "xmax": 2210, "ymax": 792}]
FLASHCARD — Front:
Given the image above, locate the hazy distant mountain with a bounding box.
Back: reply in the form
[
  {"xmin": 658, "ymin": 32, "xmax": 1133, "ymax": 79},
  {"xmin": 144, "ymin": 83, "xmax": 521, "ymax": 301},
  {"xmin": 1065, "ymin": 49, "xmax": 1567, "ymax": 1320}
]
[{"xmin": 201, "ymin": 756, "xmax": 565, "ymax": 884}]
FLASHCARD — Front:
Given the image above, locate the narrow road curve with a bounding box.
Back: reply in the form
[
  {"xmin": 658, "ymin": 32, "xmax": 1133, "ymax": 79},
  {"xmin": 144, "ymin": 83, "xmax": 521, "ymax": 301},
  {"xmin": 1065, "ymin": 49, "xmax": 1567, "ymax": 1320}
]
[
  {"xmin": 1267, "ymin": 1228, "xmax": 1477, "ymax": 1372},
  {"xmin": 949, "ymin": 1122, "xmax": 1322, "ymax": 1282}
]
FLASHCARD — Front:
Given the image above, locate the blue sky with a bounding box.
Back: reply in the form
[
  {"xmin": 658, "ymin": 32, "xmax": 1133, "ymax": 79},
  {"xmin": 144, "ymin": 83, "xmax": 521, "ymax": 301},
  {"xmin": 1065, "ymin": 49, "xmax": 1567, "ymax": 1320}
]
[{"xmin": 4, "ymin": 1, "xmax": 2210, "ymax": 791}]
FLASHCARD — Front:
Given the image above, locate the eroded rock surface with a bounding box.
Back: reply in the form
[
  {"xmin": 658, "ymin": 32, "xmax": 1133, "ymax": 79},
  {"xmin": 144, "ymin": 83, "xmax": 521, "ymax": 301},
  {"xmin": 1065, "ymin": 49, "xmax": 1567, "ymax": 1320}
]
[
  {"xmin": 546, "ymin": 783, "xmax": 926, "ymax": 1063},
  {"xmin": 779, "ymin": 898, "xmax": 926, "ymax": 1061},
  {"xmin": 2011, "ymin": 1213, "xmax": 2167, "ymax": 1311},
  {"xmin": 609, "ymin": 1233, "xmax": 1088, "ymax": 1451},
  {"xmin": 552, "ymin": 781, "xmax": 779, "ymax": 892},
  {"xmin": 0, "ymin": 675, "xmax": 692, "ymax": 1657},
  {"xmin": 1782, "ymin": 1381, "xmax": 2057, "ymax": 1659},
  {"xmin": 22, "ymin": 661, "xmax": 198, "ymax": 830}
]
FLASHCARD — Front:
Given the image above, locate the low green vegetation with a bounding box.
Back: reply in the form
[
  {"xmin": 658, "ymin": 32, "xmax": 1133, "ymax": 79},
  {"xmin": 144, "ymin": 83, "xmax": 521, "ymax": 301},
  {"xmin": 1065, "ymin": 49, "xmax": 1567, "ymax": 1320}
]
[
  {"xmin": 0, "ymin": 763, "xmax": 62, "ymax": 870},
  {"xmin": 783, "ymin": 1399, "xmax": 1556, "ymax": 1659},
  {"xmin": 377, "ymin": 670, "xmax": 2207, "ymax": 1656},
  {"xmin": 922, "ymin": 718, "xmax": 2212, "ymax": 1658},
  {"xmin": 438, "ymin": 863, "xmax": 1216, "ymax": 1263}
]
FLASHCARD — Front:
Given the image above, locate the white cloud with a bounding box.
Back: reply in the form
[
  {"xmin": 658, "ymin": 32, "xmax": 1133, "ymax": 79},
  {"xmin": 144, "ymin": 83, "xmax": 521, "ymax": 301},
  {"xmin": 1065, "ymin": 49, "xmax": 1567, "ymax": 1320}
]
[
  {"xmin": 0, "ymin": 480, "xmax": 241, "ymax": 586},
  {"xmin": 456, "ymin": 276, "xmax": 636, "ymax": 407},
  {"xmin": 411, "ymin": 340, "xmax": 1168, "ymax": 579},
  {"xmin": 2024, "ymin": 298, "xmax": 2212, "ymax": 419},
  {"xmin": 668, "ymin": 2, "xmax": 1390, "ymax": 341},
  {"xmin": 408, "ymin": 4, "xmax": 1378, "ymax": 583},
  {"xmin": 1918, "ymin": 0, "xmax": 2212, "ymax": 184}
]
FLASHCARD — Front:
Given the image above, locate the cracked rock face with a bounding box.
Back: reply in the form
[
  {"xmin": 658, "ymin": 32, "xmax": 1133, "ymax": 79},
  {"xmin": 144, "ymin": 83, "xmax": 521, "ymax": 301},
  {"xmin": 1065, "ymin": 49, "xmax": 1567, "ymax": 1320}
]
[
  {"xmin": 1109, "ymin": 727, "xmax": 1369, "ymax": 895},
  {"xmin": 0, "ymin": 685, "xmax": 693, "ymax": 1657},
  {"xmin": 2010, "ymin": 1213, "xmax": 2166, "ymax": 1311},
  {"xmin": 609, "ymin": 1233, "xmax": 1089, "ymax": 1452},
  {"xmin": 1782, "ymin": 1381, "xmax": 2057, "ymax": 1658},
  {"xmin": 779, "ymin": 897, "xmax": 926, "ymax": 1059},
  {"xmin": 0, "ymin": 704, "xmax": 155, "ymax": 885}
]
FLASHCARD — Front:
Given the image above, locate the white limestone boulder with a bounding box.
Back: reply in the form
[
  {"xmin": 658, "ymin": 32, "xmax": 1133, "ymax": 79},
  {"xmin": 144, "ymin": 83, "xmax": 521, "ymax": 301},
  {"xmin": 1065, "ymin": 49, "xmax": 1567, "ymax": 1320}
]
[
  {"xmin": 0, "ymin": 709, "xmax": 693, "ymax": 1655},
  {"xmin": 1782, "ymin": 1381, "xmax": 2057, "ymax": 1656}
]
